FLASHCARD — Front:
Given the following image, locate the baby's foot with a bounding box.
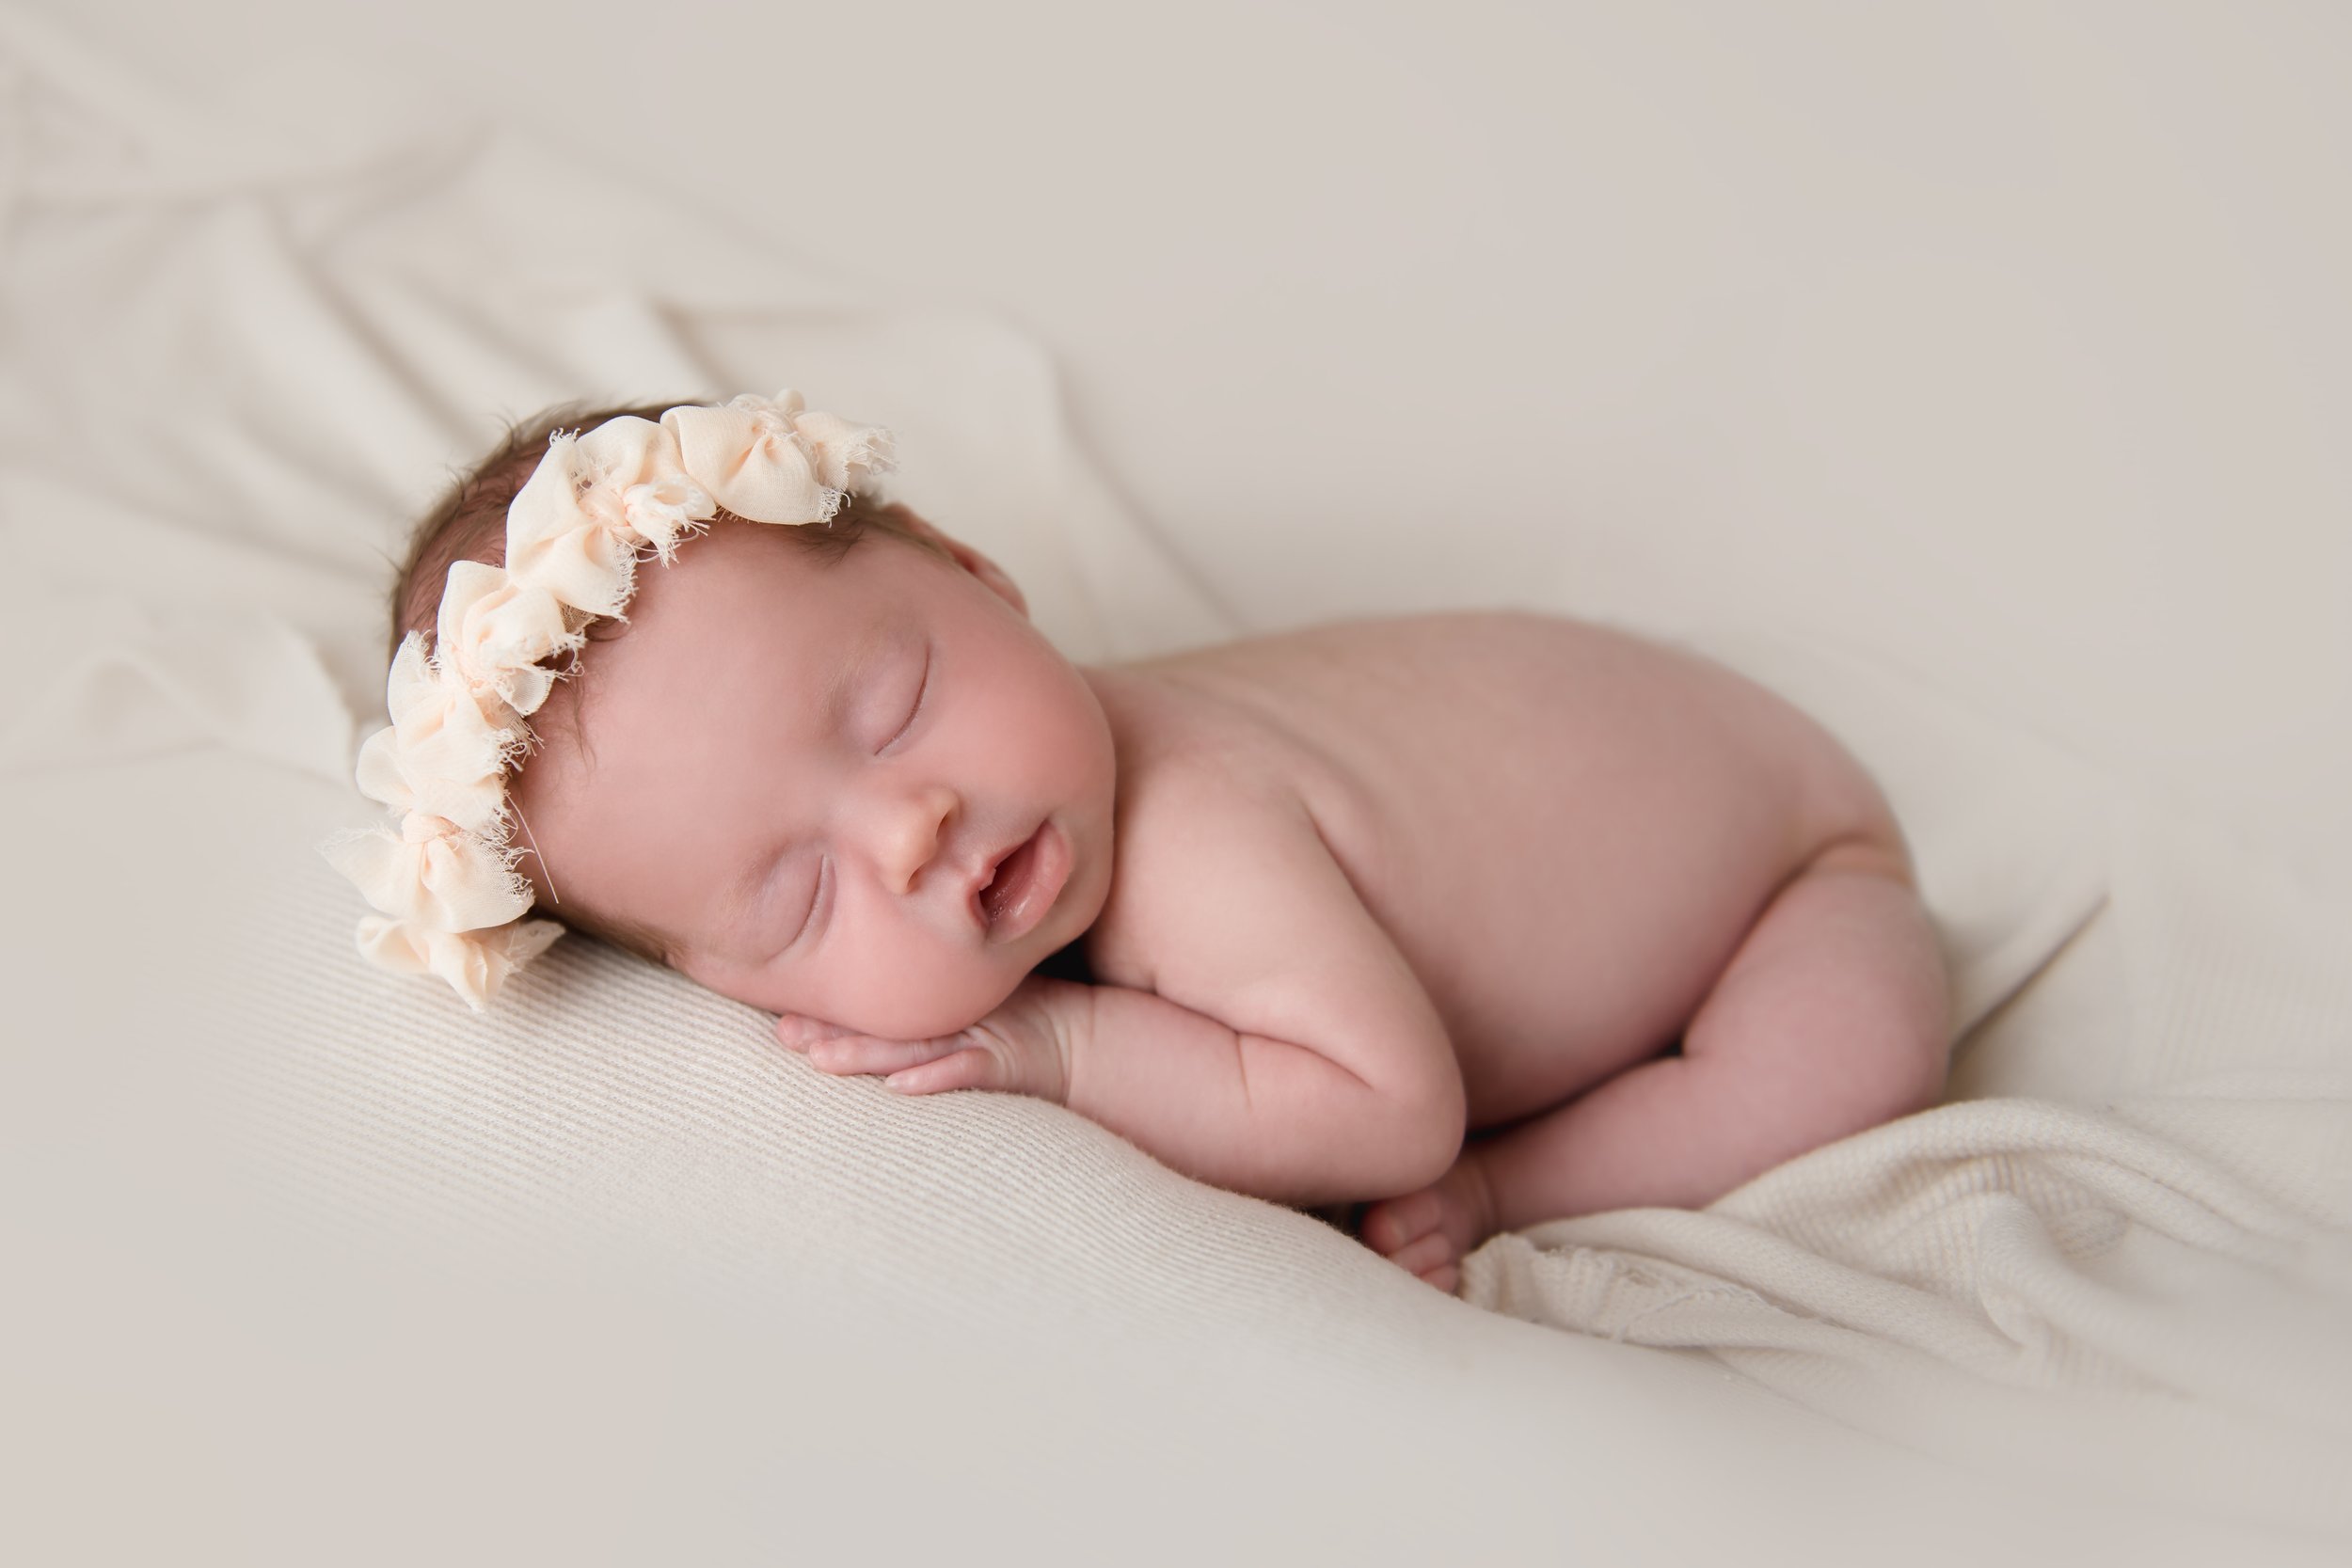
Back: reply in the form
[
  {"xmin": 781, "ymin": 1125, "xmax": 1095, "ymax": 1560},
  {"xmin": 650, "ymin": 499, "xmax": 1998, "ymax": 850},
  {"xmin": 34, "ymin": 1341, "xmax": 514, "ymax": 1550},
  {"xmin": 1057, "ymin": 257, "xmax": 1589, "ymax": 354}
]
[{"xmin": 1358, "ymin": 1150, "xmax": 1500, "ymax": 1296}]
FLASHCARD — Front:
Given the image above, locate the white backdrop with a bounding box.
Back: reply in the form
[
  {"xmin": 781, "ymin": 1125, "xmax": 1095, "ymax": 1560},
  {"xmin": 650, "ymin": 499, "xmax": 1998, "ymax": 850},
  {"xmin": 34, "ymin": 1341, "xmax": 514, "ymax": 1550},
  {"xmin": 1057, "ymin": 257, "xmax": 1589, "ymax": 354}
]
[{"xmin": 30, "ymin": 0, "xmax": 2351, "ymax": 888}]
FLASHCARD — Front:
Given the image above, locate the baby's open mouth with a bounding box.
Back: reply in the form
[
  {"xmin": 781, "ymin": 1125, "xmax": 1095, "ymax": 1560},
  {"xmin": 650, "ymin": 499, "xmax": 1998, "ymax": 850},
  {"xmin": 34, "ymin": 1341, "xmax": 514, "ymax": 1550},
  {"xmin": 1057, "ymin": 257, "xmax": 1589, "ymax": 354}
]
[{"xmin": 977, "ymin": 820, "xmax": 1070, "ymax": 942}]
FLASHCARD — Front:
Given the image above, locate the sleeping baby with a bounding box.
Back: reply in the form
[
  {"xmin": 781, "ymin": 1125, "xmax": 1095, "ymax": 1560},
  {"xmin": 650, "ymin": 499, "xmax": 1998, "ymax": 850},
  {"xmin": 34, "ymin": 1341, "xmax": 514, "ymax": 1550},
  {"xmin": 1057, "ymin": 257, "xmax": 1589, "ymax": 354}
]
[{"xmin": 332, "ymin": 390, "xmax": 1952, "ymax": 1295}]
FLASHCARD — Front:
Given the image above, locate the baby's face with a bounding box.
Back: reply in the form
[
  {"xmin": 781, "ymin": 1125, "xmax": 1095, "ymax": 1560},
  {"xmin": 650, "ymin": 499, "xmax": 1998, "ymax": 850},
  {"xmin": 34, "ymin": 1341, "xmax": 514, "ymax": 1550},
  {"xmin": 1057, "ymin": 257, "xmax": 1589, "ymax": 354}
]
[{"xmin": 508, "ymin": 510, "xmax": 1117, "ymax": 1039}]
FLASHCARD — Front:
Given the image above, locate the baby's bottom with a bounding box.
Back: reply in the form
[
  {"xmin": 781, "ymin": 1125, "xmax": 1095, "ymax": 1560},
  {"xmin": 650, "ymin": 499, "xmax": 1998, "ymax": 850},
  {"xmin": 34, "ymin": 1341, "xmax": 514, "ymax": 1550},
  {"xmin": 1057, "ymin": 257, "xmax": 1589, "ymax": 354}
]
[{"xmin": 1362, "ymin": 834, "xmax": 1952, "ymax": 1294}]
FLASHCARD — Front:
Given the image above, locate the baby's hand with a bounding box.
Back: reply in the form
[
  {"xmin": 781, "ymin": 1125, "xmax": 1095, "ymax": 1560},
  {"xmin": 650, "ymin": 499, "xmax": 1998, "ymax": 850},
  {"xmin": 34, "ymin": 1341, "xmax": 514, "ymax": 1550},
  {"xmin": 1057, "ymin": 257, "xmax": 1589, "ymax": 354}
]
[{"xmin": 773, "ymin": 974, "xmax": 1086, "ymax": 1105}]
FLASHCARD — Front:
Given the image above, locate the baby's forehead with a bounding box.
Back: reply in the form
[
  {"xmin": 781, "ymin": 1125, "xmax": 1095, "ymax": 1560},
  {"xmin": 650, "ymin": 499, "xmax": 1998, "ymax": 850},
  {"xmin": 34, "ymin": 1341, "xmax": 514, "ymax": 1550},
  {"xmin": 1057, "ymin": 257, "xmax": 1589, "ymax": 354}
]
[
  {"xmin": 538, "ymin": 540, "xmax": 931, "ymax": 766},
  {"xmin": 611, "ymin": 531, "xmax": 866, "ymax": 660},
  {"xmin": 637, "ymin": 515, "xmax": 940, "ymax": 625}
]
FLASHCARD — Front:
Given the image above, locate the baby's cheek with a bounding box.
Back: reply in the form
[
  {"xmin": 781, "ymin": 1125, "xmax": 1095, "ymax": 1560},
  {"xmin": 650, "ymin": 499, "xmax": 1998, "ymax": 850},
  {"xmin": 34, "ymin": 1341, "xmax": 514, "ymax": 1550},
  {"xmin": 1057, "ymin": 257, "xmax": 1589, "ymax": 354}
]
[
  {"xmin": 674, "ymin": 946, "xmax": 799, "ymax": 1019},
  {"xmin": 829, "ymin": 948, "xmax": 1024, "ymax": 1041}
]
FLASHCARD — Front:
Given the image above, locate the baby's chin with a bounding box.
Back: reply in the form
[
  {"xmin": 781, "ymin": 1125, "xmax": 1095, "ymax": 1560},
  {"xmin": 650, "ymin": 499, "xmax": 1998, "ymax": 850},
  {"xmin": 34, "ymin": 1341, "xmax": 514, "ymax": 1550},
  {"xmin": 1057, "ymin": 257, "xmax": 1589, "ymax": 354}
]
[{"xmin": 697, "ymin": 959, "xmax": 1025, "ymax": 1041}]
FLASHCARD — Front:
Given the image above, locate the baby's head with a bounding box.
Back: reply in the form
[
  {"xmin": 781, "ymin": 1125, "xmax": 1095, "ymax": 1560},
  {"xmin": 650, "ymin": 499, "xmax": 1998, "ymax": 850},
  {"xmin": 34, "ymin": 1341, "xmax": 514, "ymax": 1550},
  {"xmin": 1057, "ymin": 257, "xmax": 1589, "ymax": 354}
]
[{"xmin": 384, "ymin": 398, "xmax": 1118, "ymax": 1037}]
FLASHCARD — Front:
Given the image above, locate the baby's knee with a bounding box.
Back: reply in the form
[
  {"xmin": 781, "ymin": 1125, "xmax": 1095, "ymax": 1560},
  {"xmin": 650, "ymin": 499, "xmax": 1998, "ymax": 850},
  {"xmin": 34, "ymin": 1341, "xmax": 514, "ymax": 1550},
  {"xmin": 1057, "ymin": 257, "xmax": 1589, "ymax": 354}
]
[
  {"xmin": 1708, "ymin": 854, "xmax": 1954, "ymax": 1129},
  {"xmin": 1874, "ymin": 1012, "xmax": 1952, "ymax": 1118},
  {"xmin": 1776, "ymin": 976, "xmax": 1951, "ymax": 1148},
  {"xmin": 1820, "ymin": 872, "xmax": 1953, "ymax": 1120}
]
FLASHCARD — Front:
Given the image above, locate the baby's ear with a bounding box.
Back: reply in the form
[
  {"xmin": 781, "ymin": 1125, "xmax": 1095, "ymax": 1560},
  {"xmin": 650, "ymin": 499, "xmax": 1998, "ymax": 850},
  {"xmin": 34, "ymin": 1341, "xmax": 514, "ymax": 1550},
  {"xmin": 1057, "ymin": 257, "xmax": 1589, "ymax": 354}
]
[{"xmin": 882, "ymin": 504, "xmax": 1029, "ymax": 619}]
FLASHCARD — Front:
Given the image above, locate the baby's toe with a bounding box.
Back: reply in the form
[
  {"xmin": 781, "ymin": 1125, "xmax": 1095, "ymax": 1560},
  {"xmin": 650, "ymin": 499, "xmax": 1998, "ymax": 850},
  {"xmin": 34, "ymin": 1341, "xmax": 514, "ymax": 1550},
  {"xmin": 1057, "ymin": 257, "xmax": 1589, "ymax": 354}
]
[
  {"xmin": 1389, "ymin": 1230, "xmax": 1456, "ymax": 1278},
  {"xmin": 1359, "ymin": 1191, "xmax": 1445, "ymax": 1257},
  {"xmin": 1358, "ymin": 1153, "xmax": 1501, "ymax": 1281}
]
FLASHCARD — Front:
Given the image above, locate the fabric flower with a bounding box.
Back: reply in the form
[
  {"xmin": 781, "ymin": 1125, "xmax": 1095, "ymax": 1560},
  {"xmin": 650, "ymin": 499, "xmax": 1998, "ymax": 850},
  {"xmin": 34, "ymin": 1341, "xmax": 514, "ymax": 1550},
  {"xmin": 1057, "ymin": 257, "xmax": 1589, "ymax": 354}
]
[
  {"xmin": 319, "ymin": 812, "xmax": 534, "ymax": 933},
  {"xmin": 617, "ymin": 473, "xmax": 713, "ymax": 563},
  {"xmin": 790, "ymin": 406, "xmax": 898, "ymax": 492},
  {"xmin": 352, "ymin": 634, "xmax": 524, "ymax": 839},
  {"xmin": 506, "ymin": 420, "xmax": 715, "ymax": 615},
  {"xmin": 354, "ymin": 914, "xmax": 565, "ymax": 1013},
  {"xmin": 434, "ymin": 561, "xmax": 580, "ymax": 719},
  {"xmin": 663, "ymin": 390, "xmax": 834, "ymax": 525}
]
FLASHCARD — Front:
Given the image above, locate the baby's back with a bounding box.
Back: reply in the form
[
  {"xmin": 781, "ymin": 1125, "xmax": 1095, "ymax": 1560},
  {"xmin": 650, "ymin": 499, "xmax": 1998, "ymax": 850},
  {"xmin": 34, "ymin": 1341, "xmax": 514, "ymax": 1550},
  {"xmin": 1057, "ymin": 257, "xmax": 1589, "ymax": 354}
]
[{"xmin": 1092, "ymin": 611, "xmax": 1897, "ymax": 1130}]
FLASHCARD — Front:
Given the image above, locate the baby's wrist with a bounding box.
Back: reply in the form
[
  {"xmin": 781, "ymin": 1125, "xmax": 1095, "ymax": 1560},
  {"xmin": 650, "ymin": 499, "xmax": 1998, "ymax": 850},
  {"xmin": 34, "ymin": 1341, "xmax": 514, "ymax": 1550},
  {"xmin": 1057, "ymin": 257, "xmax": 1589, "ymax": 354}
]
[
  {"xmin": 1027, "ymin": 975, "xmax": 1096, "ymax": 1107},
  {"xmin": 956, "ymin": 973, "xmax": 1094, "ymax": 1107}
]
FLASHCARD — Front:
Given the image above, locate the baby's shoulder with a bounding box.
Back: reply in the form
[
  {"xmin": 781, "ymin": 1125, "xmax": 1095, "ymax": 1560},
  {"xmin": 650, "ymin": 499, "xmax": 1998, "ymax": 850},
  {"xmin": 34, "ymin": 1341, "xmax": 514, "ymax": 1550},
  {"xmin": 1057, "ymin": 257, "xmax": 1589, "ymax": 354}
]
[
  {"xmin": 1079, "ymin": 728, "xmax": 1308, "ymax": 993},
  {"xmin": 1073, "ymin": 668, "xmax": 1448, "ymax": 1072},
  {"xmin": 1075, "ymin": 668, "xmax": 1339, "ymax": 991},
  {"xmin": 1083, "ymin": 658, "xmax": 1322, "ymax": 819}
]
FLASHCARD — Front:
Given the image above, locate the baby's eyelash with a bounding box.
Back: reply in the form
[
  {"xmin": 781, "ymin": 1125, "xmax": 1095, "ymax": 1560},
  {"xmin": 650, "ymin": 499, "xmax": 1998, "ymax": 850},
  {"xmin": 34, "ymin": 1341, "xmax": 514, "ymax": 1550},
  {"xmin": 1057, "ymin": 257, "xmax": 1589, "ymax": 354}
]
[
  {"xmin": 790, "ymin": 857, "xmax": 828, "ymax": 948},
  {"xmin": 881, "ymin": 650, "xmax": 931, "ymax": 752}
]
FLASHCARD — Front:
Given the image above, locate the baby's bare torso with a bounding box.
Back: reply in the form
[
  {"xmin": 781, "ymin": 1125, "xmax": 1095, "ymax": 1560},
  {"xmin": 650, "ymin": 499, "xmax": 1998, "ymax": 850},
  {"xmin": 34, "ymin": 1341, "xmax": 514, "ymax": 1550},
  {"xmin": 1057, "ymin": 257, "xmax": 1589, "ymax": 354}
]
[{"xmin": 1082, "ymin": 611, "xmax": 1892, "ymax": 1132}]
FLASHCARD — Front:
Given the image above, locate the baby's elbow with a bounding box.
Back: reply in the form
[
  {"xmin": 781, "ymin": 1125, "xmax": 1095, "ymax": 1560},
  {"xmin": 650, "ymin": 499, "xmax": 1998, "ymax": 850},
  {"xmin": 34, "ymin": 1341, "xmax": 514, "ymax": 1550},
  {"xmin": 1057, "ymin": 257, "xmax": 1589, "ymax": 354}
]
[
  {"xmin": 1365, "ymin": 1070, "xmax": 1467, "ymax": 1197},
  {"xmin": 1396, "ymin": 1116, "xmax": 1467, "ymax": 1196}
]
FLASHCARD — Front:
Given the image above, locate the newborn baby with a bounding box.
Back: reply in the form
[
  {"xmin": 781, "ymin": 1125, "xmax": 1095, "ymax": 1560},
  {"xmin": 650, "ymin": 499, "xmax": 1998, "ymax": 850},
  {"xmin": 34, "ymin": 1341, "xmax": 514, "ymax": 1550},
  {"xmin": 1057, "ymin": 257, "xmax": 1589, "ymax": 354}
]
[{"xmin": 394, "ymin": 401, "xmax": 1952, "ymax": 1294}]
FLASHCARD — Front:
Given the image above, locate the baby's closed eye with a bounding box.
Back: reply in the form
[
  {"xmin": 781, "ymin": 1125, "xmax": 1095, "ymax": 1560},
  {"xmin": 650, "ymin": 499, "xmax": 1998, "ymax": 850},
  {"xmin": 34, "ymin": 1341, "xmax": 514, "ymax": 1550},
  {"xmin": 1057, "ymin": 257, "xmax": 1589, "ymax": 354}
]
[
  {"xmin": 780, "ymin": 856, "xmax": 828, "ymax": 948},
  {"xmin": 877, "ymin": 642, "xmax": 930, "ymax": 752}
]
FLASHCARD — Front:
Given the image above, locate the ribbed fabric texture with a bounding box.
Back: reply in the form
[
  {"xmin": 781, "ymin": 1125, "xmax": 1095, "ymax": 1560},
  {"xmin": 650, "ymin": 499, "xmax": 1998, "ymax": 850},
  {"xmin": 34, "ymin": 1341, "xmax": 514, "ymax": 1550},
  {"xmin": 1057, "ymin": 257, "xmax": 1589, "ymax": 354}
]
[{"xmin": 232, "ymin": 819, "xmax": 1438, "ymax": 1375}]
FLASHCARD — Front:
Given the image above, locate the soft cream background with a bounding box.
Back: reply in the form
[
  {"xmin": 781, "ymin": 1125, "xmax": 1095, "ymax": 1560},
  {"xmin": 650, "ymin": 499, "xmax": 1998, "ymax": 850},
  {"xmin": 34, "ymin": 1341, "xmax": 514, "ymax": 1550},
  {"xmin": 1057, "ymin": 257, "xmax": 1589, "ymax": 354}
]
[{"xmin": 40, "ymin": 0, "xmax": 2352, "ymax": 879}]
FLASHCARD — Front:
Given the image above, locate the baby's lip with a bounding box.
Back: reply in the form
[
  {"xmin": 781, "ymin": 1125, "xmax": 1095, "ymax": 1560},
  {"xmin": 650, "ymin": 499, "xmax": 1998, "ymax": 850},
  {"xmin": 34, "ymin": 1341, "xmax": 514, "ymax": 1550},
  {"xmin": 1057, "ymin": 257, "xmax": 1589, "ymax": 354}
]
[
  {"xmin": 961, "ymin": 829, "xmax": 1036, "ymax": 921},
  {"xmin": 975, "ymin": 819, "xmax": 1068, "ymax": 943}
]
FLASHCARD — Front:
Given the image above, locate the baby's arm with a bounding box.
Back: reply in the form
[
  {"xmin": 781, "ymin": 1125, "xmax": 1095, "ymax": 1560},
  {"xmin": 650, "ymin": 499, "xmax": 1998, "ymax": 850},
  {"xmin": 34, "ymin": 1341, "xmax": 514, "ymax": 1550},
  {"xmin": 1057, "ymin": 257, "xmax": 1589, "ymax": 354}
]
[
  {"xmin": 1058, "ymin": 977, "xmax": 1445, "ymax": 1209},
  {"xmin": 1058, "ymin": 774, "xmax": 1467, "ymax": 1208},
  {"xmin": 790, "ymin": 772, "xmax": 1467, "ymax": 1210}
]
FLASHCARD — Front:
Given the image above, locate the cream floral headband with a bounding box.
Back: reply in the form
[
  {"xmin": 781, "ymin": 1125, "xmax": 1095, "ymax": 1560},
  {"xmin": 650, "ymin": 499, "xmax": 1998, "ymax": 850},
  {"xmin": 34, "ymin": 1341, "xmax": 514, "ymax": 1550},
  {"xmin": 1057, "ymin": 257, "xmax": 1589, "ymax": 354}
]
[{"xmin": 319, "ymin": 390, "xmax": 898, "ymax": 1013}]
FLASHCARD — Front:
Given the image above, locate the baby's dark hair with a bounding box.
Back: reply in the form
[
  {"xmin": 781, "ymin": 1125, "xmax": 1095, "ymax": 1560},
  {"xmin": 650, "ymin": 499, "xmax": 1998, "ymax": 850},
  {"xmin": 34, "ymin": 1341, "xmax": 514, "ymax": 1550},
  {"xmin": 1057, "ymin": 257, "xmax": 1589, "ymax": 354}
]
[{"xmin": 389, "ymin": 398, "xmax": 948, "ymax": 970}]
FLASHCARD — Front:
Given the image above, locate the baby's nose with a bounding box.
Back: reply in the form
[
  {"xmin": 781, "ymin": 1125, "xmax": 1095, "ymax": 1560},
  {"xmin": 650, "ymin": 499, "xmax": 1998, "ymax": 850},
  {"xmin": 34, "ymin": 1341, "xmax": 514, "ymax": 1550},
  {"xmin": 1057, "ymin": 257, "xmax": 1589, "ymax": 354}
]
[{"xmin": 873, "ymin": 781, "xmax": 961, "ymax": 895}]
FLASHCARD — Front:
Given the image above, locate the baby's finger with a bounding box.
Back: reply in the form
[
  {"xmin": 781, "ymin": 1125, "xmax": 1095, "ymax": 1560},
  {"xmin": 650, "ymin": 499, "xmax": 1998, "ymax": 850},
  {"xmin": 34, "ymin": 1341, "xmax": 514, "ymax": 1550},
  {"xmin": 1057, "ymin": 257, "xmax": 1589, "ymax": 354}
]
[
  {"xmin": 806, "ymin": 1034, "xmax": 961, "ymax": 1076},
  {"xmin": 774, "ymin": 1013, "xmax": 855, "ymax": 1052},
  {"xmin": 883, "ymin": 1045, "xmax": 999, "ymax": 1096}
]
